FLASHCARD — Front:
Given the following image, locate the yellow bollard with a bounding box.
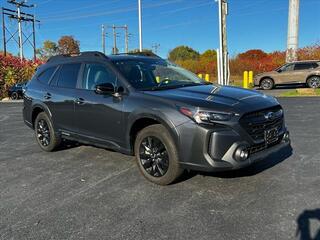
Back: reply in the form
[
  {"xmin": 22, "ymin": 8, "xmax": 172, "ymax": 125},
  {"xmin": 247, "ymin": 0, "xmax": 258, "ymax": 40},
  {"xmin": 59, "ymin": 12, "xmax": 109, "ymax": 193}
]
[
  {"xmin": 248, "ymin": 71, "xmax": 253, "ymax": 88},
  {"xmin": 243, "ymin": 71, "xmax": 249, "ymax": 89},
  {"xmin": 156, "ymin": 76, "xmax": 160, "ymax": 83},
  {"xmin": 205, "ymin": 74, "xmax": 210, "ymax": 82},
  {"xmin": 198, "ymin": 74, "xmax": 203, "ymax": 79}
]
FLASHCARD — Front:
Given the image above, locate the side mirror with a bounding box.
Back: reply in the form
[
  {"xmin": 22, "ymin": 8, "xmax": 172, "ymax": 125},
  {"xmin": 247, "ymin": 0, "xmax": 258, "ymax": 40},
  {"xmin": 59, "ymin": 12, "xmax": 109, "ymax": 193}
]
[
  {"xmin": 277, "ymin": 69, "xmax": 282, "ymax": 73},
  {"xmin": 95, "ymin": 83, "xmax": 115, "ymax": 95}
]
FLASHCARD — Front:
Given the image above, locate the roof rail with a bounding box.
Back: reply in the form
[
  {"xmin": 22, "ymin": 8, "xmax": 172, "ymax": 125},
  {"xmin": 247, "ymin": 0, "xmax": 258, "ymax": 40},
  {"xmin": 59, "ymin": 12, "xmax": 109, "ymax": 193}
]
[
  {"xmin": 292, "ymin": 59, "xmax": 320, "ymax": 63},
  {"xmin": 47, "ymin": 51, "xmax": 107, "ymax": 63},
  {"xmin": 113, "ymin": 51, "xmax": 161, "ymax": 58}
]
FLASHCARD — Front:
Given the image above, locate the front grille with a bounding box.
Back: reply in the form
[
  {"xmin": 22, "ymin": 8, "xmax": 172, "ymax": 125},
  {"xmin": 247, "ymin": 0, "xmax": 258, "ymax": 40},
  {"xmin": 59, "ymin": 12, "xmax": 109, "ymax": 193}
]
[{"xmin": 240, "ymin": 106, "xmax": 284, "ymax": 144}]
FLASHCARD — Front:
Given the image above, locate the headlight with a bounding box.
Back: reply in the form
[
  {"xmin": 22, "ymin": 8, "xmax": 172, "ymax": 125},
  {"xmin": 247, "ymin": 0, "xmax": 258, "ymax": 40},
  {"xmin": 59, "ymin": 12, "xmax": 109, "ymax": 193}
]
[{"xmin": 179, "ymin": 107, "xmax": 233, "ymax": 124}]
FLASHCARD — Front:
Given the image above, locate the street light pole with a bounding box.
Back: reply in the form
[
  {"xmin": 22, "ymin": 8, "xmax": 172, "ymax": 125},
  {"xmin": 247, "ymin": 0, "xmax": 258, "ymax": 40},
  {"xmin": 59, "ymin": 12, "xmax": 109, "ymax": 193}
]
[{"xmin": 138, "ymin": 0, "xmax": 143, "ymax": 52}]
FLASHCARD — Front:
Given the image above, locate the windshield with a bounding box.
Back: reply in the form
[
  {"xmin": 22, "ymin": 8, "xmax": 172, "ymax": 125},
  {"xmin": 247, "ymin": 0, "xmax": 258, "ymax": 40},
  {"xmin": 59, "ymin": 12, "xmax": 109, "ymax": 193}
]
[{"xmin": 112, "ymin": 58, "xmax": 208, "ymax": 90}]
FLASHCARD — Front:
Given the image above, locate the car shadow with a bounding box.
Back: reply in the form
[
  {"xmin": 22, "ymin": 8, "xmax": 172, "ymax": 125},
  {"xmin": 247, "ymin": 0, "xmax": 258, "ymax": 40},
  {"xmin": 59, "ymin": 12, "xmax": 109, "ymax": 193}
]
[
  {"xmin": 177, "ymin": 144, "xmax": 293, "ymax": 182},
  {"xmin": 296, "ymin": 209, "xmax": 320, "ymax": 240},
  {"xmin": 56, "ymin": 139, "xmax": 81, "ymax": 151}
]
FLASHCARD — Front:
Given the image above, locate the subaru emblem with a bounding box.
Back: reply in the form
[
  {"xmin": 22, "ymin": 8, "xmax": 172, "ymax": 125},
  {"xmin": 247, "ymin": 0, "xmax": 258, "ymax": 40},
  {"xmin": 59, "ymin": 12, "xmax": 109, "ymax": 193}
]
[{"xmin": 264, "ymin": 112, "xmax": 275, "ymax": 121}]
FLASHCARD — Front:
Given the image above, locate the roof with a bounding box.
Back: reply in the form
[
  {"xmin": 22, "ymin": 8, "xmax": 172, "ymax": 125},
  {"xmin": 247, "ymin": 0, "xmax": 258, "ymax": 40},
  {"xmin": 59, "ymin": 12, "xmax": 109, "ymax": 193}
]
[
  {"xmin": 46, "ymin": 51, "xmax": 162, "ymax": 64},
  {"xmin": 108, "ymin": 54, "xmax": 162, "ymax": 62},
  {"xmin": 46, "ymin": 51, "xmax": 108, "ymax": 63}
]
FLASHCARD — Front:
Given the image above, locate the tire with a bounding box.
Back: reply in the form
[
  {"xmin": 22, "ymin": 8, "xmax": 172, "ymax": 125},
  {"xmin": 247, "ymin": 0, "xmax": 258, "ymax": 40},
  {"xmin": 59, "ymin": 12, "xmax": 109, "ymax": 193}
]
[
  {"xmin": 11, "ymin": 92, "xmax": 18, "ymax": 100},
  {"xmin": 134, "ymin": 124, "xmax": 183, "ymax": 185},
  {"xmin": 260, "ymin": 78, "xmax": 274, "ymax": 90},
  {"xmin": 307, "ymin": 76, "xmax": 320, "ymax": 89},
  {"xmin": 34, "ymin": 112, "xmax": 61, "ymax": 152}
]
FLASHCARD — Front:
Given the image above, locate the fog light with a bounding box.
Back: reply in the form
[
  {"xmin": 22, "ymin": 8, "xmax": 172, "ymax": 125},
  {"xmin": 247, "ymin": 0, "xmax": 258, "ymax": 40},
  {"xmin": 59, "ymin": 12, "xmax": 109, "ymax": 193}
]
[{"xmin": 234, "ymin": 146, "xmax": 249, "ymax": 162}]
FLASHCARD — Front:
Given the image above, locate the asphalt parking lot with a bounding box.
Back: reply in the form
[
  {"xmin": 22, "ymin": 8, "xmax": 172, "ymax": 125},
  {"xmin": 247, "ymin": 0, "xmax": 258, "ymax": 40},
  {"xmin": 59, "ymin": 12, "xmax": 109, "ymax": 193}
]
[{"xmin": 0, "ymin": 98, "xmax": 320, "ymax": 240}]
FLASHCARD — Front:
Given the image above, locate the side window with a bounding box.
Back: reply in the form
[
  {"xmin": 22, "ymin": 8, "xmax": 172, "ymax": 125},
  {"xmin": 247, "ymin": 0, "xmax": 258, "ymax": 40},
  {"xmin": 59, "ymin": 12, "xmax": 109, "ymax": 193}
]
[
  {"xmin": 294, "ymin": 63, "xmax": 312, "ymax": 71},
  {"xmin": 81, "ymin": 63, "xmax": 117, "ymax": 90},
  {"xmin": 37, "ymin": 67, "xmax": 56, "ymax": 85},
  {"xmin": 57, "ymin": 63, "xmax": 81, "ymax": 89},
  {"xmin": 283, "ymin": 64, "xmax": 294, "ymax": 72},
  {"xmin": 312, "ymin": 63, "xmax": 319, "ymax": 69},
  {"xmin": 49, "ymin": 66, "xmax": 60, "ymax": 86}
]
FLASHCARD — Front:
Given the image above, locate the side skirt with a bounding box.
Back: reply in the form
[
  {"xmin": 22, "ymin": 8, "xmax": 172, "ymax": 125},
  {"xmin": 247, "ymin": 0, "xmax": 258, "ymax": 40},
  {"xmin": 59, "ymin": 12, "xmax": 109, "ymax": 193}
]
[{"xmin": 60, "ymin": 130, "xmax": 133, "ymax": 156}]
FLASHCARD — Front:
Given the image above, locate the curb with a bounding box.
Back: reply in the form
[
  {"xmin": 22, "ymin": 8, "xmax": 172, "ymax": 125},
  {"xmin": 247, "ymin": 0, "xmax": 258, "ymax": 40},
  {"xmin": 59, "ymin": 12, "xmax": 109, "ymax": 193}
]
[{"xmin": 0, "ymin": 100, "xmax": 23, "ymax": 103}]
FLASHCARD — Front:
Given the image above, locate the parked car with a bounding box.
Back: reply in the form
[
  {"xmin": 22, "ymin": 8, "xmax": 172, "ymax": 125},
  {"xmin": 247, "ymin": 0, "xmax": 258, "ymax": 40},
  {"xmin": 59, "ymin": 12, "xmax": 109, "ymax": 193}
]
[
  {"xmin": 23, "ymin": 52, "xmax": 290, "ymax": 185},
  {"xmin": 8, "ymin": 82, "xmax": 27, "ymax": 99},
  {"xmin": 254, "ymin": 60, "xmax": 320, "ymax": 90}
]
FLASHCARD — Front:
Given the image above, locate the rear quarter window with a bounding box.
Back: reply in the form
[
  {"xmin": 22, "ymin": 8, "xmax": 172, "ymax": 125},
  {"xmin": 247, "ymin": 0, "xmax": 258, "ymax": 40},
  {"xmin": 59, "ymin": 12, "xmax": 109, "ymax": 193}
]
[
  {"xmin": 37, "ymin": 67, "xmax": 57, "ymax": 85},
  {"xmin": 294, "ymin": 63, "xmax": 313, "ymax": 70}
]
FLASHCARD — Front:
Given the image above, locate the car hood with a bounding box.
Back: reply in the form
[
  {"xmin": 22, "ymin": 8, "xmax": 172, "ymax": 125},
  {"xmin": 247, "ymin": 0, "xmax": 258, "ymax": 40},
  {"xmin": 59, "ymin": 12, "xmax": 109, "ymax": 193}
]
[{"xmin": 143, "ymin": 84, "xmax": 279, "ymax": 114}]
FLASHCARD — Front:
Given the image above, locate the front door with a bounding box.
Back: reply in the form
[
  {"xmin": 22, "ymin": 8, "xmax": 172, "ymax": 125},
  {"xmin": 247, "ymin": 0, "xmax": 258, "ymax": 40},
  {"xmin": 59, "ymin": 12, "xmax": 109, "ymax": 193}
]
[
  {"xmin": 276, "ymin": 63, "xmax": 296, "ymax": 84},
  {"xmin": 74, "ymin": 62, "xmax": 124, "ymax": 148}
]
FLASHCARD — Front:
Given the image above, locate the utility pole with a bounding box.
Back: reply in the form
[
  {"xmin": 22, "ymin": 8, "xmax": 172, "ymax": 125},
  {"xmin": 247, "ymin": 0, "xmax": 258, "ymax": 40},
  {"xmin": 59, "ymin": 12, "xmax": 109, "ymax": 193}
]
[
  {"xmin": 216, "ymin": 0, "xmax": 229, "ymax": 85},
  {"xmin": 2, "ymin": 0, "xmax": 39, "ymax": 61},
  {"xmin": 124, "ymin": 24, "xmax": 129, "ymax": 53},
  {"xmin": 138, "ymin": 0, "xmax": 143, "ymax": 52},
  {"xmin": 152, "ymin": 43, "xmax": 160, "ymax": 54},
  {"xmin": 286, "ymin": 0, "xmax": 300, "ymax": 63},
  {"xmin": 102, "ymin": 25, "xmax": 130, "ymax": 54},
  {"xmin": 17, "ymin": 5, "xmax": 23, "ymax": 60},
  {"xmin": 112, "ymin": 24, "xmax": 118, "ymax": 54},
  {"xmin": 6, "ymin": 0, "xmax": 36, "ymax": 60},
  {"xmin": 2, "ymin": 8, "xmax": 6, "ymax": 56},
  {"xmin": 32, "ymin": 15, "xmax": 36, "ymax": 60},
  {"xmin": 102, "ymin": 24, "xmax": 106, "ymax": 54}
]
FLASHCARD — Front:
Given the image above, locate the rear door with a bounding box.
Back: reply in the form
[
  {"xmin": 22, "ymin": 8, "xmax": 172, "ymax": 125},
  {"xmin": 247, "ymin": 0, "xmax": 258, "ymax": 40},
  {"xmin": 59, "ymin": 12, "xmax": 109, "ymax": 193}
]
[
  {"xmin": 74, "ymin": 62, "xmax": 124, "ymax": 147},
  {"xmin": 291, "ymin": 63, "xmax": 314, "ymax": 83},
  {"xmin": 47, "ymin": 63, "xmax": 81, "ymax": 132}
]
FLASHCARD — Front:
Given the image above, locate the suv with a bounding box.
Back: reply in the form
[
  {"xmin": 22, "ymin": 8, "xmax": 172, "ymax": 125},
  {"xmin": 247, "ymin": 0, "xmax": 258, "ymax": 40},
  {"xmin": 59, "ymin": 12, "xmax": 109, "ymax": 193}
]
[
  {"xmin": 23, "ymin": 52, "xmax": 290, "ymax": 185},
  {"xmin": 254, "ymin": 60, "xmax": 320, "ymax": 90},
  {"xmin": 8, "ymin": 82, "xmax": 27, "ymax": 100}
]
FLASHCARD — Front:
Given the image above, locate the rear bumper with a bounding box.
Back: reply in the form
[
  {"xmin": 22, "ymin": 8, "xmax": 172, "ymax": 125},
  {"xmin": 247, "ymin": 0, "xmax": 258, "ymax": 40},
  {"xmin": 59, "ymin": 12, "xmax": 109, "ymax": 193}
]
[{"xmin": 176, "ymin": 121, "xmax": 291, "ymax": 172}]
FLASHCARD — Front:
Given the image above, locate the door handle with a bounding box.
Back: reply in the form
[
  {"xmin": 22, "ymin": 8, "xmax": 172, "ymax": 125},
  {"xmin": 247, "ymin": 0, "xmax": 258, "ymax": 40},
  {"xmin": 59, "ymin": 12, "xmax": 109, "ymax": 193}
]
[
  {"xmin": 75, "ymin": 97, "xmax": 85, "ymax": 105},
  {"xmin": 44, "ymin": 92, "xmax": 51, "ymax": 100}
]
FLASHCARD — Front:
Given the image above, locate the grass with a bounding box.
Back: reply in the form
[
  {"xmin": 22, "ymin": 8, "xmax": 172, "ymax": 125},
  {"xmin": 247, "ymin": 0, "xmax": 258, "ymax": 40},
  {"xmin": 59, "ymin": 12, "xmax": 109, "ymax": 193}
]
[{"xmin": 280, "ymin": 88, "xmax": 320, "ymax": 97}]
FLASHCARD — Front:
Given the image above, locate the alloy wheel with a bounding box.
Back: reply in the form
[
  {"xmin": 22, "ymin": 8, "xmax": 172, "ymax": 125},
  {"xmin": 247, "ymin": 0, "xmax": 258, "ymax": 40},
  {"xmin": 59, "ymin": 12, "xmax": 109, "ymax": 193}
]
[
  {"xmin": 261, "ymin": 79, "xmax": 273, "ymax": 90},
  {"xmin": 11, "ymin": 92, "xmax": 18, "ymax": 100},
  {"xmin": 139, "ymin": 136, "xmax": 169, "ymax": 177},
  {"xmin": 37, "ymin": 119, "xmax": 50, "ymax": 147},
  {"xmin": 308, "ymin": 76, "xmax": 320, "ymax": 88}
]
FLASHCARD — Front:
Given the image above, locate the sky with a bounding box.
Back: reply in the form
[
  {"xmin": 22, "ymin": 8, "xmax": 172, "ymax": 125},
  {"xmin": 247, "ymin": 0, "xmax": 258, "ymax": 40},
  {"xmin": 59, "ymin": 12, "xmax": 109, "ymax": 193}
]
[{"xmin": 1, "ymin": 0, "xmax": 319, "ymax": 59}]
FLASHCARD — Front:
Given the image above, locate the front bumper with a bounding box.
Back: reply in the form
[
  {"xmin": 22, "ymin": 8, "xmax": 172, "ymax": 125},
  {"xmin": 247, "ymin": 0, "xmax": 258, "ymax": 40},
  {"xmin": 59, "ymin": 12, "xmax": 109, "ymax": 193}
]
[{"xmin": 176, "ymin": 121, "xmax": 291, "ymax": 172}]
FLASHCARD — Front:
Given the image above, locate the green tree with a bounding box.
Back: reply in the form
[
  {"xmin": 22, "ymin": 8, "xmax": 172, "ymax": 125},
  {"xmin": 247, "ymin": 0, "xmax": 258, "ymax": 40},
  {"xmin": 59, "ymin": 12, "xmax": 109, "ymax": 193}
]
[
  {"xmin": 36, "ymin": 40, "xmax": 58, "ymax": 60},
  {"xmin": 168, "ymin": 46, "xmax": 200, "ymax": 62},
  {"xmin": 200, "ymin": 49, "xmax": 217, "ymax": 61},
  {"xmin": 58, "ymin": 36, "xmax": 80, "ymax": 55}
]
